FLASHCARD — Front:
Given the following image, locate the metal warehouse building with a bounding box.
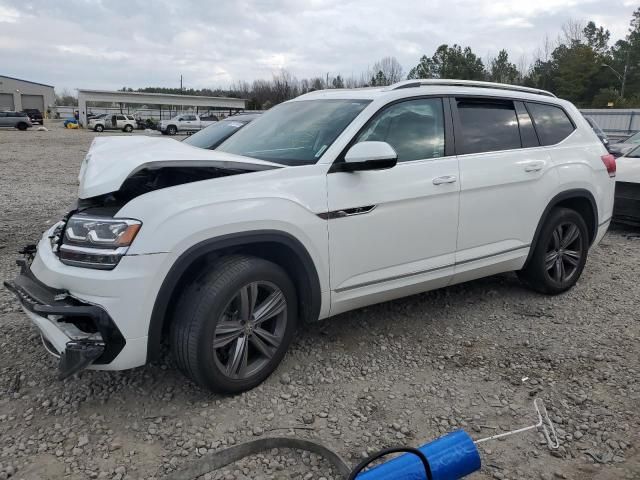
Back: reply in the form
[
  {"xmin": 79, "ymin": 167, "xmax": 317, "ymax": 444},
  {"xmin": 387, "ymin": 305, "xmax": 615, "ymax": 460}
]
[{"xmin": 0, "ymin": 75, "xmax": 55, "ymax": 112}]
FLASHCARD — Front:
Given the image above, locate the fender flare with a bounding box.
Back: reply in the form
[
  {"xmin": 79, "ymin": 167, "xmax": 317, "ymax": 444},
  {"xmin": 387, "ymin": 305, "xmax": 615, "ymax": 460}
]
[
  {"xmin": 524, "ymin": 188, "xmax": 598, "ymax": 267},
  {"xmin": 146, "ymin": 230, "xmax": 322, "ymax": 362}
]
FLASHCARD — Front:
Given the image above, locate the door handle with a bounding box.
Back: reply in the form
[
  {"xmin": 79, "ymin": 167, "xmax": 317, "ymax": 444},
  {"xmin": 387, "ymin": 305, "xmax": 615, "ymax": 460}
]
[
  {"xmin": 523, "ymin": 161, "xmax": 545, "ymax": 172},
  {"xmin": 432, "ymin": 175, "xmax": 457, "ymax": 185}
]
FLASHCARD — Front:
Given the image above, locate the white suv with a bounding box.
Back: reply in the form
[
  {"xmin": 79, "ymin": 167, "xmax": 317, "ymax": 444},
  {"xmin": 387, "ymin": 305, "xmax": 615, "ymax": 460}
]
[{"xmin": 5, "ymin": 80, "xmax": 616, "ymax": 393}]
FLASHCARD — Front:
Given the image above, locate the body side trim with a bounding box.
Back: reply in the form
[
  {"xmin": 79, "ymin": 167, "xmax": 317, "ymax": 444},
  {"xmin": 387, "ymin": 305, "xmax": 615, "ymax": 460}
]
[{"xmin": 334, "ymin": 244, "xmax": 530, "ymax": 293}]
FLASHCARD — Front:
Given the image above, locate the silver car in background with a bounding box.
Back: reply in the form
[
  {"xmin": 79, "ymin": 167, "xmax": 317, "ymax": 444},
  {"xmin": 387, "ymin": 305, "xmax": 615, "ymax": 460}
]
[{"xmin": 0, "ymin": 111, "xmax": 32, "ymax": 130}]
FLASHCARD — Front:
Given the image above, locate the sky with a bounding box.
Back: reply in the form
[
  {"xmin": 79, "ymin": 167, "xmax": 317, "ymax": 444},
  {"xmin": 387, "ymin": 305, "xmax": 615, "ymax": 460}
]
[{"xmin": 0, "ymin": 0, "xmax": 637, "ymax": 93}]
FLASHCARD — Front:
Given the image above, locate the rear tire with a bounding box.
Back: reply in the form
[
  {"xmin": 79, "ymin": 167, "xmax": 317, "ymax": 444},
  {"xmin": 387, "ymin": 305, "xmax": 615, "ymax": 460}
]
[
  {"xmin": 171, "ymin": 255, "xmax": 297, "ymax": 393},
  {"xmin": 519, "ymin": 207, "xmax": 589, "ymax": 294},
  {"xmin": 123, "ymin": 124, "xmax": 133, "ymax": 133}
]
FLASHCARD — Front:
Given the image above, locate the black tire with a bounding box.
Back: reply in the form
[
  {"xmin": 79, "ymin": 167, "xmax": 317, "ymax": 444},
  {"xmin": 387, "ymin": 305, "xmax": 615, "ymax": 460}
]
[
  {"xmin": 519, "ymin": 207, "xmax": 589, "ymax": 294},
  {"xmin": 167, "ymin": 125, "xmax": 177, "ymax": 135},
  {"xmin": 123, "ymin": 124, "xmax": 133, "ymax": 133},
  {"xmin": 94, "ymin": 124, "xmax": 104, "ymax": 132},
  {"xmin": 16, "ymin": 122, "xmax": 28, "ymax": 131},
  {"xmin": 171, "ymin": 255, "xmax": 297, "ymax": 393}
]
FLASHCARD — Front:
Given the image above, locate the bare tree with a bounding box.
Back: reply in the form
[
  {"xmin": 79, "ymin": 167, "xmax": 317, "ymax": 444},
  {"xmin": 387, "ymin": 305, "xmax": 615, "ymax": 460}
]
[
  {"xmin": 516, "ymin": 53, "xmax": 529, "ymax": 83},
  {"xmin": 561, "ymin": 19, "xmax": 585, "ymax": 45},
  {"xmin": 271, "ymin": 69, "xmax": 298, "ymax": 103},
  {"xmin": 369, "ymin": 56, "xmax": 404, "ymax": 85}
]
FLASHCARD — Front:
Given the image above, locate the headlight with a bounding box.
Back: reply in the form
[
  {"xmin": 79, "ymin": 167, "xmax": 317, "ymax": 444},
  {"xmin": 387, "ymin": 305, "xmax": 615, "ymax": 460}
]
[{"xmin": 59, "ymin": 215, "xmax": 141, "ymax": 270}]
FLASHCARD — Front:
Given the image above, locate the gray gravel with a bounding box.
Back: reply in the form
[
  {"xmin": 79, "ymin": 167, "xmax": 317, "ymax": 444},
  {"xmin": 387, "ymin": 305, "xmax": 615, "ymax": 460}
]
[{"xmin": 1, "ymin": 125, "xmax": 639, "ymax": 480}]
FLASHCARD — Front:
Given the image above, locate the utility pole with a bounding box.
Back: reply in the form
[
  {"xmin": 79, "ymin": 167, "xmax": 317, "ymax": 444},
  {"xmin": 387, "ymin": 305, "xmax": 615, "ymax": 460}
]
[
  {"xmin": 621, "ymin": 48, "xmax": 630, "ymax": 99},
  {"xmin": 602, "ymin": 58, "xmax": 629, "ymax": 99},
  {"xmin": 180, "ymin": 75, "xmax": 183, "ymax": 93}
]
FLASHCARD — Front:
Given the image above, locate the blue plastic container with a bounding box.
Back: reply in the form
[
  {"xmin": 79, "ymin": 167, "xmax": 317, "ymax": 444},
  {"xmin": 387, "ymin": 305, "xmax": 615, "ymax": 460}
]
[{"xmin": 357, "ymin": 429, "xmax": 481, "ymax": 480}]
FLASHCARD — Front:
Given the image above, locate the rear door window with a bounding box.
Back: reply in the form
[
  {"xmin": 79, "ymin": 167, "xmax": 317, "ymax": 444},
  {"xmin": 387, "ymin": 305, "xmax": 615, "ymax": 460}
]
[
  {"xmin": 526, "ymin": 103, "xmax": 575, "ymax": 146},
  {"xmin": 455, "ymin": 98, "xmax": 521, "ymax": 154}
]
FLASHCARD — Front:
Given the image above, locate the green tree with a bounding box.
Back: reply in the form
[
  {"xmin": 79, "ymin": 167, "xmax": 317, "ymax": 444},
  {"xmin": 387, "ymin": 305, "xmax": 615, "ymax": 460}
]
[
  {"xmin": 407, "ymin": 44, "xmax": 485, "ymax": 80},
  {"xmin": 370, "ymin": 70, "xmax": 389, "ymax": 86},
  {"xmin": 591, "ymin": 87, "xmax": 622, "ymax": 107},
  {"xmin": 489, "ymin": 50, "xmax": 519, "ymax": 84},
  {"xmin": 583, "ymin": 21, "xmax": 610, "ymax": 54},
  {"xmin": 608, "ymin": 7, "xmax": 640, "ymax": 100},
  {"xmin": 550, "ymin": 43, "xmax": 602, "ymax": 104}
]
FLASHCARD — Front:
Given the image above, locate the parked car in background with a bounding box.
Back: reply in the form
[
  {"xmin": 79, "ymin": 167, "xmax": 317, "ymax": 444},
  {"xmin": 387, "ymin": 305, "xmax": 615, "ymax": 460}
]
[
  {"xmin": 584, "ymin": 116, "xmax": 610, "ymax": 150},
  {"xmin": 22, "ymin": 108, "xmax": 43, "ymax": 125},
  {"xmin": 159, "ymin": 113, "xmax": 218, "ymax": 135},
  {"xmin": 614, "ymin": 145, "xmax": 640, "ymax": 225},
  {"xmin": 5, "ymin": 80, "xmax": 615, "ymax": 393},
  {"xmin": 608, "ymin": 131, "xmax": 640, "ymax": 157},
  {"xmin": 88, "ymin": 114, "xmax": 136, "ymax": 133},
  {"xmin": 0, "ymin": 111, "xmax": 32, "ymax": 130},
  {"xmin": 182, "ymin": 114, "xmax": 259, "ymax": 149}
]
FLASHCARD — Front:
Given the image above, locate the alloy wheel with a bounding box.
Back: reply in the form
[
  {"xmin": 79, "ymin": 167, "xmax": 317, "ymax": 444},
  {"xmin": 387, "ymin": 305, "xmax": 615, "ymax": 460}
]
[
  {"xmin": 545, "ymin": 222, "xmax": 583, "ymax": 283},
  {"xmin": 212, "ymin": 281, "xmax": 287, "ymax": 380}
]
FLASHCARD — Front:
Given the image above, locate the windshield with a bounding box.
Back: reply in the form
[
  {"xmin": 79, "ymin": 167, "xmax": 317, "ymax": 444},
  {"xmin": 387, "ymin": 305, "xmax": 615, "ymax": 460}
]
[
  {"xmin": 183, "ymin": 120, "xmax": 249, "ymax": 150},
  {"xmin": 218, "ymin": 99, "xmax": 371, "ymax": 165},
  {"xmin": 626, "ymin": 132, "xmax": 640, "ymax": 144},
  {"xmin": 628, "ymin": 145, "xmax": 640, "ymax": 158}
]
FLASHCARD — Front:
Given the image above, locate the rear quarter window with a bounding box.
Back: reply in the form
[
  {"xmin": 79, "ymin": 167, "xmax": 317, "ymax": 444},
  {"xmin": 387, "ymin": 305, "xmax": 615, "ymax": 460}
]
[{"xmin": 526, "ymin": 103, "xmax": 575, "ymax": 146}]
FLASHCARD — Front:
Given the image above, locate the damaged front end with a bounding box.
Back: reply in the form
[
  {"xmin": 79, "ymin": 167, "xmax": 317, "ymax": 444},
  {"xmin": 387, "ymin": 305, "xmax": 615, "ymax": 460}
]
[
  {"xmin": 3, "ymin": 258, "xmax": 125, "ymax": 379},
  {"xmin": 78, "ymin": 165, "xmax": 249, "ymax": 210},
  {"xmin": 4, "ymin": 137, "xmax": 285, "ymax": 379}
]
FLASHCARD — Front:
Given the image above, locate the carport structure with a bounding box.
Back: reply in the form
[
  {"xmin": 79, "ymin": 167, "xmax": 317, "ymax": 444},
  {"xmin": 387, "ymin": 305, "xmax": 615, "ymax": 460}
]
[{"xmin": 77, "ymin": 89, "xmax": 246, "ymax": 127}]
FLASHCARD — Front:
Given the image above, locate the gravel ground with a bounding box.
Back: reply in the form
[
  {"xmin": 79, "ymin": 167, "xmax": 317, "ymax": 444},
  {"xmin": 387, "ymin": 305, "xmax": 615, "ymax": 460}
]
[{"xmin": 0, "ymin": 125, "xmax": 639, "ymax": 480}]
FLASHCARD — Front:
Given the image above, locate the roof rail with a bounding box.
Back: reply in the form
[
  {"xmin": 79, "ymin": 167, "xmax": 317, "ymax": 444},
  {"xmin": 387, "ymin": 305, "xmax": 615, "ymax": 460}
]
[{"xmin": 386, "ymin": 79, "xmax": 556, "ymax": 98}]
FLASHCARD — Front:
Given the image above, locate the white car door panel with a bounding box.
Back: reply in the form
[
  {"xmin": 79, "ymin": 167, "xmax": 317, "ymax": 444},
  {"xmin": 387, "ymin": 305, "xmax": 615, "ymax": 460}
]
[
  {"xmin": 452, "ymin": 97, "xmax": 559, "ymax": 278},
  {"xmin": 326, "ymin": 97, "xmax": 460, "ymax": 315}
]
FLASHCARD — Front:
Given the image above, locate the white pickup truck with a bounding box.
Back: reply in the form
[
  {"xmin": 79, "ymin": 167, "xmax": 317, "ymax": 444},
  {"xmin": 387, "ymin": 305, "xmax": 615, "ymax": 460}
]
[{"xmin": 159, "ymin": 114, "xmax": 218, "ymax": 135}]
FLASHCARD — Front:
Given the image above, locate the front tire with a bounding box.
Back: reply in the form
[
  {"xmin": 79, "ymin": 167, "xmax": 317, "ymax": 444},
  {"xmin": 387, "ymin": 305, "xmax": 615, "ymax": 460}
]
[
  {"xmin": 519, "ymin": 207, "xmax": 589, "ymax": 294},
  {"xmin": 171, "ymin": 255, "xmax": 297, "ymax": 393},
  {"xmin": 167, "ymin": 125, "xmax": 177, "ymax": 135},
  {"xmin": 16, "ymin": 122, "xmax": 28, "ymax": 131},
  {"xmin": 123, "ymin": 124, "xmax": 133, "ymax": 133},
  {"xmin": 94, "ymin": 124, "xmax": 104, "ymax": 132}
]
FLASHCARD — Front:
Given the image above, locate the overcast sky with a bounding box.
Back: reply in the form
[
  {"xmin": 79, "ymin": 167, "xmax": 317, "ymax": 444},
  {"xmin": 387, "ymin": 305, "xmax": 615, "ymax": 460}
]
[{"xmin": 0, "ymin": 0, "xmax": 636, "ymax": 93}]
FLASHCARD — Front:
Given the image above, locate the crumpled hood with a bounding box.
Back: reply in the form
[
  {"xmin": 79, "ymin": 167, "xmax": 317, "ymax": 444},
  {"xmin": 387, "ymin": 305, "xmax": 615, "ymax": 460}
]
[{"xmin": 78, "ymin": 135, "xmax": 283, "ymax": 199}]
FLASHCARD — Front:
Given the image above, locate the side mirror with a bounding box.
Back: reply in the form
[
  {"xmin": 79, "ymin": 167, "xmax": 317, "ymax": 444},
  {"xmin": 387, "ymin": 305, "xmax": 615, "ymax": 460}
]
[{"xmin": 338, "ymin": 141, "xmax": 398, "ymax": 172}]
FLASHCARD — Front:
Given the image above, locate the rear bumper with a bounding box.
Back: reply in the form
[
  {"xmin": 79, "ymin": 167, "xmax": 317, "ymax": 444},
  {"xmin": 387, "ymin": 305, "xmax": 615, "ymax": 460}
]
[{"xmin": 594, "ymin": 216, "xmax": 611, "ymax": 246}]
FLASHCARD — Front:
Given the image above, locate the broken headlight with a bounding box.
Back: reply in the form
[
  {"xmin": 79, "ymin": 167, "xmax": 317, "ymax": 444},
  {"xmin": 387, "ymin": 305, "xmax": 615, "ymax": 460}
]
[{"xmin": 59, "ymin": 215, "xmax": 142, "ymax": 270}]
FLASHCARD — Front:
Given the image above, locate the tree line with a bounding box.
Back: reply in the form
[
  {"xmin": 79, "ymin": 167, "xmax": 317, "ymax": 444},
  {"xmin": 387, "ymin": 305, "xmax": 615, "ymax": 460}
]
[{"xmin": 58, "ymin": 8, "xmax": 640, "ymax": 109}]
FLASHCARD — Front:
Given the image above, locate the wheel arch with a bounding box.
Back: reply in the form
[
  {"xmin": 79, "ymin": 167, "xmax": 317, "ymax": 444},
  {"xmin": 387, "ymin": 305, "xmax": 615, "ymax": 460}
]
[
  {"xmin": 146, "ymin": 230, "xmax": 322, "ymax": 362},
  {"xmin": 525, "ymin": 189, "xmax": 598, "ymax": 268}
]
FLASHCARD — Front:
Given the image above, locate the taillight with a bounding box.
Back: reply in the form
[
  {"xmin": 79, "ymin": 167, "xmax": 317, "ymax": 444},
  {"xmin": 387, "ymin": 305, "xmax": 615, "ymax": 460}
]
[{"xmin": 601, "ymin": 154, "xmax": 616, "ymax": 177}]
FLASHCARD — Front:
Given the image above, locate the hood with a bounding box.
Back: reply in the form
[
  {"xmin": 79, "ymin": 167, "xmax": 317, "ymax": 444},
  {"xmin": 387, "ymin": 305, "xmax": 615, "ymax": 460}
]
[{"xmin": 78, "ymin": 135, "xmax": 283, "ymax": 199}]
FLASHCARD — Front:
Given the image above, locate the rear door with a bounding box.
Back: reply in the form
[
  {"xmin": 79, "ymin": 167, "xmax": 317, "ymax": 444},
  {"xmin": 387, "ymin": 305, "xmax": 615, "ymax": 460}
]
[
  {"xmin": 327, "ymin": 97, "xmax": 460, "ymax": 314},
  {"xmin": 182, "ymin": 115, "xmax": 197, "ymax": 130},
  {"xmin": 451, "ymin": 97, "xmax": 558, "ymax": 281}
]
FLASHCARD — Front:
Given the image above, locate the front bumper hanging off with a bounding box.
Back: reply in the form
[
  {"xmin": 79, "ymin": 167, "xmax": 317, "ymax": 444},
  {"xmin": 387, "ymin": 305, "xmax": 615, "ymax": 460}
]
[{"xmin": 3, "ymin": 256, "xmax": 125, "ymax": 379}]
